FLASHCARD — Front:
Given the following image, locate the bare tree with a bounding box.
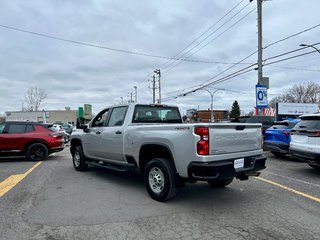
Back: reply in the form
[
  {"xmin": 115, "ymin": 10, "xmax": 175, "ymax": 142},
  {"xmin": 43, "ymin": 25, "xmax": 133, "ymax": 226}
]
[
  {"xmin": 24, "ymin": 87, "xmax": 47, "ymax": 111},
  {"xmin": 269, "ymin": 82, "xmax": 320, "ymax": 108}
]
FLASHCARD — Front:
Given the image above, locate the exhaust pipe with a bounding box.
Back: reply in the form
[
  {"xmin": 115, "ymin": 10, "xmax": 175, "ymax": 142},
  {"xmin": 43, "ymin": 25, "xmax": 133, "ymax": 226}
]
[{"xmin": 236, "ymin": 171, "xmax": 260, "ymax": 181}]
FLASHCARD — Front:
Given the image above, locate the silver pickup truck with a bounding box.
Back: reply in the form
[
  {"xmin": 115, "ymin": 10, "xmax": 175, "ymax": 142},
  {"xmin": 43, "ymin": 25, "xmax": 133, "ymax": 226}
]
[{"xmin": 70, "ymin": 103, "xmax": 266, "ymax": 201}]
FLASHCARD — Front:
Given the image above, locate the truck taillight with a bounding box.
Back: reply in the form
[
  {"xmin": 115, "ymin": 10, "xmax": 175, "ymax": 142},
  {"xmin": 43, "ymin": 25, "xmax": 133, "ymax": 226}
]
[{"xmin": 195, "ymin": 127, "xmax": 209, "ymax": 155}]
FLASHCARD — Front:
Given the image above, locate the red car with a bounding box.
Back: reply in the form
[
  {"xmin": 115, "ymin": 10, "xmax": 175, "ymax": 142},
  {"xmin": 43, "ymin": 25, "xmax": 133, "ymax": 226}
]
[{"xmin": 0, "ymin": 121, "xmax": 65, "ymax": 161}]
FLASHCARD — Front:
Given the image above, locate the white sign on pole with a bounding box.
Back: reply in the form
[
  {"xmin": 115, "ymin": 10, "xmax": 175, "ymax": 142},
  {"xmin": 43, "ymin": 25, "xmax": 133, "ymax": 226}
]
[{"xmin": 256, "ymin": 84, "xmax": 268, "ymax": 108}]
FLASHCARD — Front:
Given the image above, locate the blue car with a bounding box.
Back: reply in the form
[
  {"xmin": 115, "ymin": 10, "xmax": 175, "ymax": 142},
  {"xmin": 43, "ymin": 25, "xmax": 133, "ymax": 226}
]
[{"xmin": 263, "ymin": 118, "xmax": 300, "ymax": 157}]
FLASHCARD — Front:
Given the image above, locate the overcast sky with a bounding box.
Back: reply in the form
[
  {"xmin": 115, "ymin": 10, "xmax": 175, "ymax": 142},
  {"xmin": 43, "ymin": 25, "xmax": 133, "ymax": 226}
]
[{"xmin": 0, "ymin": 0, "xmax": 319, "ymax": 115}]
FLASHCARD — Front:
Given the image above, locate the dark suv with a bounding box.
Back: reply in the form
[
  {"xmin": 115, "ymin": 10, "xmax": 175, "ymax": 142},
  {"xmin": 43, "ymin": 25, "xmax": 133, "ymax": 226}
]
[{"xmin": 0, "ymin": 121, "xmax": 65, "ymax": 161}]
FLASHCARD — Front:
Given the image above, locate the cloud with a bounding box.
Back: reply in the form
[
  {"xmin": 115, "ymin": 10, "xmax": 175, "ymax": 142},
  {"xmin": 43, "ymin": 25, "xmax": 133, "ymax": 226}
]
[{"xmin": 0, "ymin": 0, "xmax": 319, "ymax": 116}]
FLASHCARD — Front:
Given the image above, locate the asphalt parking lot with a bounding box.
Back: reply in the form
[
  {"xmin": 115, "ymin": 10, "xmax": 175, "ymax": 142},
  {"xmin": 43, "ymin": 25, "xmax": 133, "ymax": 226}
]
[{"xmin": 0, "ymin": 148, "xmax": 319, "ymax": 240}]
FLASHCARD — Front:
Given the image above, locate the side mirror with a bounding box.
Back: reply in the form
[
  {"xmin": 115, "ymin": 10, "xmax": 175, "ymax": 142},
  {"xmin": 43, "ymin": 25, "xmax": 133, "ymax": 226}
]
[
  {"xmin": 83, "ymin": 125, "xmax": 89, "ymax": 132},
  {"xmin": 76, "ymin": 118, "xmax": 85, "ymax": 129}
]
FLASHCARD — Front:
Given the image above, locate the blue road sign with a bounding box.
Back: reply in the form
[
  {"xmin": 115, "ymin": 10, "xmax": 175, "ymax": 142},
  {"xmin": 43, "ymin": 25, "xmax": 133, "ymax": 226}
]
[{"xmin": 256, "ymin": 84, "xmax": 268, "ymax": 108}]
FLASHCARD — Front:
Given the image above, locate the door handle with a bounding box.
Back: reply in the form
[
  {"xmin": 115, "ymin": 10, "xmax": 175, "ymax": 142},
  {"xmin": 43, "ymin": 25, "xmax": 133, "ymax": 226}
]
[
  {"xmin": 115, "ymin": 131, "xmax": 122, "ymax": 135},
  {"xmin": 96, "ymin": 131, "xmax": 101, "ymax": 134}
]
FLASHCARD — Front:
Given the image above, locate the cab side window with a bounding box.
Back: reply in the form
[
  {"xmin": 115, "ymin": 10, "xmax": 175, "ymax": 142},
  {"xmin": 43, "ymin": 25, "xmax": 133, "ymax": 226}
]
[
  {"xmin": 108, "ymin": 107, "xmax": 128, "ymax": 127},
  {"xmin": 91, "ymin": 109, "xmax": 109, "ymax": 127}
]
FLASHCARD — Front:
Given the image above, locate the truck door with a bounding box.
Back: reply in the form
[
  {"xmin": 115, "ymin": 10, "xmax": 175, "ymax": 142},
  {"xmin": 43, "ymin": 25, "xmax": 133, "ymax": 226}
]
[
  {"xmin": 97, "ymin": 106, "xmax": 128, "ymax": 162},
  {"xmin": 82, "ymin": 108, "xmax": 110, "ymax": 158}
]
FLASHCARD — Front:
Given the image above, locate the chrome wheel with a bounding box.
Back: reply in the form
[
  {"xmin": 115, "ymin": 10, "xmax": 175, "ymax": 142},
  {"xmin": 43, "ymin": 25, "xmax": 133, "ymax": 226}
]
[
  {"xmin": 72, "ymin": 146, "xmax": 87, "ymax": 171},
  {"xmin": 148, "ymin": 167, "xmax": 165, "ymax": 194},
  {"xmin": 73, "ymin": 150, "xmax": 81, "ymax": 168}
]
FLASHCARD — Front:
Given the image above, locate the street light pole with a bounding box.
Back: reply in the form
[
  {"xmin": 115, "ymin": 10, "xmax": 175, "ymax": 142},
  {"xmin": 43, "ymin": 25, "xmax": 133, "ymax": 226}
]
[
  {"xmin": 297, "ymin": 45, "xmax": 320, "ymax": 104},
  {"xmin": 200, "ymin": 89, "xmax": 220, "ymax": 123},
  {"xmin": 299, "ymin": 43, "xmax": 320, "ymax": 54}
]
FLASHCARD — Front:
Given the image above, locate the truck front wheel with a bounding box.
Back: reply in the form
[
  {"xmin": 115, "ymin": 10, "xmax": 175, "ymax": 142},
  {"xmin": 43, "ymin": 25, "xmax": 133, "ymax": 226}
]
[
  {"xmin": 144, "ymin": 158, "xmax": 177, "ymax": 202},
  {"xmin": 72, "ymin": 146, "xmax": 88, "ymax": 171},
  {"xmin": 207, "ymin": 178, "xmax": 233, "ymax": 188}
]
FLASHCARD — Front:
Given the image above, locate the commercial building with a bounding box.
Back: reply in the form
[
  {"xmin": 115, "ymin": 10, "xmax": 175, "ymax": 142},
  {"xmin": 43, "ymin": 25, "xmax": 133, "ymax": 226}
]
[
  {"xmin": 5, "ymin": 108, "xmax": 78, "ymax": 124},
  {"xmin": 186, "ymin": 109, "xmax": 229, "ymax": 122}
]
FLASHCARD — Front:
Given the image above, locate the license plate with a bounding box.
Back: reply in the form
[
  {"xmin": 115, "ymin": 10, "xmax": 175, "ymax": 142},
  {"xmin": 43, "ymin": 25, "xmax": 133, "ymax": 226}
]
[{"xmin": 234, "ymin": 158, "xmax": 244, "ymax": 169}]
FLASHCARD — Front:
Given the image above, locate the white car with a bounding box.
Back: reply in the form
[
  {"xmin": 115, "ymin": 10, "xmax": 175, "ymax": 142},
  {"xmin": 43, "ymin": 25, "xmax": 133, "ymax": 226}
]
[
  {"xmin": 290, "ymin": 112, "xmax": 320, "ymax": 170},
  {"xmin": 51, "ymin": 124, "xmax": 70, "ymax": 143}
]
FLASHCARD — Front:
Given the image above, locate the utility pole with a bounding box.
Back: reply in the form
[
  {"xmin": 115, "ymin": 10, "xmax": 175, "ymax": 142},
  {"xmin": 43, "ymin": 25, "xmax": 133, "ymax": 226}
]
[
  {"xmin": 152, "ymin": 74, "xmax": 156, "ymax": 104},
  {"xmin": 154, "ymin": 69, "xmax": 161, "ymax": 103},
  {"xmin": 134, "ymin": 86, "xmax": 137, "ymax": 103},
  {"xmin": 130, "ymin": 92, "xmax": 133, "ymax": 103},
  {"xmin": 257, "ymin": 0, "xmax": 263, "ymax": 116}
]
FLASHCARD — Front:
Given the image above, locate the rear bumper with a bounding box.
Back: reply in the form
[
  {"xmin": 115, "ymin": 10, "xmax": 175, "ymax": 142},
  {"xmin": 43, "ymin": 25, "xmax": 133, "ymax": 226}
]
[
  {"xmin": 187, "ymin": 155, "xmax": 266, "ymax": 181},
  {"xmin": 50, "ymin": 147, "xmax": 64, "ymax": 153},
  {"xmin": 263, "ymin": 141, "xmax": 289, "ymax": 153},
  {"xmin": 290, "ymin": 149, "xmax": 320, "ymax": 163}
]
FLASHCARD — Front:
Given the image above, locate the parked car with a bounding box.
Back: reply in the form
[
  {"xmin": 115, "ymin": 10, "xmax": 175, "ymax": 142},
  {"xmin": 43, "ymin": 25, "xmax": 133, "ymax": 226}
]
[
  {"xmin": 59, "ymin": 122, "xmax": 73, "ymax": 135},
  {"xmin": 51, "ymin": 124, "xmax": 70, "ymax": 143},
  {"xmin": 264, "ymin": 118, "xmax": 300, "ymax": 157},
  {"xmin": 0, "ymin": 121, "xmax": 65, "ymax": 161},
  {"xmin": 290, "ymin": 113, "xmax": 320, "ymax": 170}
]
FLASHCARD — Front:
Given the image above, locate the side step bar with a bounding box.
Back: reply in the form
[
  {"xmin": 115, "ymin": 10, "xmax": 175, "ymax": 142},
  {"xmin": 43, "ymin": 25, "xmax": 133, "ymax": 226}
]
[{"xmin": 86, "ymin": 161, "xmax": 136, "ymax": 172}]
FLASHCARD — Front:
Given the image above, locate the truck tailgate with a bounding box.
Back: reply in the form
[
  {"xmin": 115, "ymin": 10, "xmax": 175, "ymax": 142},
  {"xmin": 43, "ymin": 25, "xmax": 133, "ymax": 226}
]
[{"xmin": 209, "ymin": 123, "xmax": 262, "ymax": 155}]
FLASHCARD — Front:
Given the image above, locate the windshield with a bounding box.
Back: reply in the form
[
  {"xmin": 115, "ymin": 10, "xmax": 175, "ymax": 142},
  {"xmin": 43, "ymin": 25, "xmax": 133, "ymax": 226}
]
[{"xmin": 132, "ymin": 105, "xmax": 182, "ymax": 123}]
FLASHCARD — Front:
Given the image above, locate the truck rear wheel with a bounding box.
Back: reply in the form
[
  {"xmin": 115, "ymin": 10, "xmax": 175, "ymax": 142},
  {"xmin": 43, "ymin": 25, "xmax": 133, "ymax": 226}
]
[
  {"xmin": 207, "ymin": 178, "xmax": 233, "ymax": 188},
  {"xmin": 144, "ymin": 158, "xmax": 177, "ymax": 202},
  {"xmin": 72, "ymin": 146, "xmax": 88, "ymax": 171}
]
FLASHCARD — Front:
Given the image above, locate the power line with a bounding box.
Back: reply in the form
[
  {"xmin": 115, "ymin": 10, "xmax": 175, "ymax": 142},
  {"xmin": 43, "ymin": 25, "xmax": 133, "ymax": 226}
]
[
  {"xmin": 162, "ymin": 23, "xmax": 320, "ymax": 101},
  {"xmin": 263, "ymin": 23, "xmax": 320, "ymax": 50},
  {"xmin": 162, "ymin": 66, "xmax": 256, "ymax": 101},
  {"xmin": 160, "ymin": 0, "xmax": 246, "ymax": 69},
  {"xmin": 161, "ymin": 47, "xmax": 313, "ymax": 101},
  {"xmin": 268, "ymin": 66, "xmax": 320, "ymax": 73},
  {"xmin": 264, "ymin": 42, "xmax": 320, "ymax": 62},
  {"xmin": 0, "ymin": 23, "xmax": 242, "ymax": 64},
  {"xmin": 263, "ymin": 50, "xmax": 319, "ymax": 67},
  {"xmin": 162, "ymin": 5, "xmax": 256, "ymax": 73}
]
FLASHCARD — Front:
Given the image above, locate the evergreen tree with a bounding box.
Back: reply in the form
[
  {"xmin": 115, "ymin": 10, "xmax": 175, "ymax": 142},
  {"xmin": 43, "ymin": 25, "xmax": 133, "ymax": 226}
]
[{"xmin": 230, "ymin": 100, "xmax": 241, "ymax": 119}]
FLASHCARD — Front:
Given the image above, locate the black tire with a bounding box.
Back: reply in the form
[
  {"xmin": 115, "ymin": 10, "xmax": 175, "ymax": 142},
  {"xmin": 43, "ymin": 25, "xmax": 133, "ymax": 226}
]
[
  {"xmin": 308, "ymin": 163, "xmax": 320, "ymax": 171},
  {"xmin": 271, "ymin": 151, "xmax": 286, "ymax": 158},
  {"xmin": 144, "ymin": 158, "xmax": 177, "ymax": 202},
  {"xmin": 26, "ymin": 143, "xmax": 49, "ymax": 161},
  {"xmin": 72, "ymin": 146, "xmax": 88, "ymax": 171},
  {"xmin": 207, "ymin": 178, "xmax": 233, "ymax": 188}
]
